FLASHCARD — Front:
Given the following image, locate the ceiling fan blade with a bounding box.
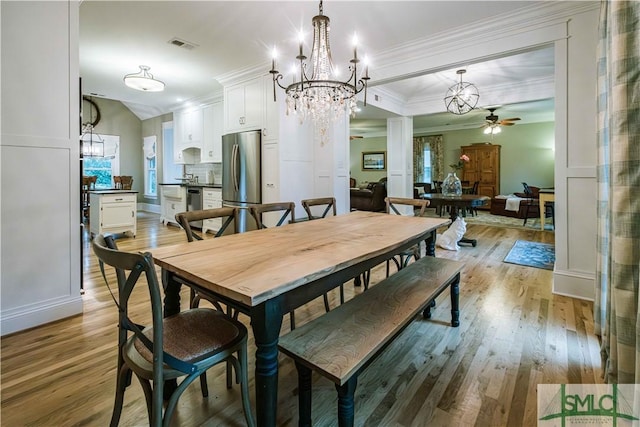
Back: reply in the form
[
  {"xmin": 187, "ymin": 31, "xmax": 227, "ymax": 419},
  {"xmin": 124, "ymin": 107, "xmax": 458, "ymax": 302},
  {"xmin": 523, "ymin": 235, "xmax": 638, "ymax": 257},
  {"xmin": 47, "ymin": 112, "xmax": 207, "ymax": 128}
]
[
  {"xmin": 349, "ymin": 135, "xmax": 363, "ymax": 140},
  {"xmin": 502, "ymin": 117, "xmax": 521, "ymax": 122},
  {"xmin": 500, "ymin": 122, "xmax": 516, "ymax": 126}
]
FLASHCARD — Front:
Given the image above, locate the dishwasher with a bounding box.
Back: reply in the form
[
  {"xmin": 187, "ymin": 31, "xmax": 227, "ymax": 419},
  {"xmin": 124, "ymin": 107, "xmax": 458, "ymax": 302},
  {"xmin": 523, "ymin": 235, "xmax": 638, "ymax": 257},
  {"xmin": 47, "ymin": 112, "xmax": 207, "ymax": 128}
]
[{"xmin": 186, "ymin": 187, "xmax": 203, "ymax": 228}]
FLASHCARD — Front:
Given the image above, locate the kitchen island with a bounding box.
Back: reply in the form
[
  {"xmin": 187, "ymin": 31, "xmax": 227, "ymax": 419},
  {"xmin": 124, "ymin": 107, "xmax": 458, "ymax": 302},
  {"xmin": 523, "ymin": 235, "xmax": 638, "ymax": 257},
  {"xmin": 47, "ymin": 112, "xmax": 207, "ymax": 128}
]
[{"xmin": 89, "ymin": 190, "xmax": 137, "ymax": 238}]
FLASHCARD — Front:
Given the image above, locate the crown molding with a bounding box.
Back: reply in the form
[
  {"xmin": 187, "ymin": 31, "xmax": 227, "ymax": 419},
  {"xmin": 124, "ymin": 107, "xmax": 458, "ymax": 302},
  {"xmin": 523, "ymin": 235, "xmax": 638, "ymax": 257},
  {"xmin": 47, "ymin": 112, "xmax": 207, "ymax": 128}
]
[{"xmin": 370, "ymin": 1, "xmax": 597, "ymax": 85}]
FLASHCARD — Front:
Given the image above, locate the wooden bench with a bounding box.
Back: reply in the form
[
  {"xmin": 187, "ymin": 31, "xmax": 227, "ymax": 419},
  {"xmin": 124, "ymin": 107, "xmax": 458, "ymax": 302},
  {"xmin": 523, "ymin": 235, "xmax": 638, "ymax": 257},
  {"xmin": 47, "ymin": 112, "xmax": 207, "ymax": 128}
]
[{"xmin": 277, "ymin": 255, "xmax": 463, "ymax": 427}]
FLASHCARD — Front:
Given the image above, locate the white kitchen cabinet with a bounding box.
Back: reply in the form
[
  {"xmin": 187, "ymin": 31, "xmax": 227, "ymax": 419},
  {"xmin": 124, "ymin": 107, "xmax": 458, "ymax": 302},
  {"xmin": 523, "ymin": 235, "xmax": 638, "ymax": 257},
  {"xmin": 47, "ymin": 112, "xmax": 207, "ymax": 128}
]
[
  {"xmin": 224, "ymin": 77, "xmax": 264, "ymax": 133},
  {"xmin": 262, "ymin": 143, "xmax": 280, "ymax": 204},
  {"xmin": 201, "ymin": 188, "xmax": 223, "ymax": 234},
  {"xmin": 89, "ymin": 191, "xmax": 137, "ymax": 238},
  {"xmin": 174, "ymin": 108, "xmax": 203, "ymax": 164},
  {"xmin": 202, "ymin": 102, "xmax": 223, "ymax": 163},
  {"xmin": 178, "ymin": 108, "xmax": 203, "ymax": 148},
  {"xmin": 160, "ymin": 185, "xmax": 187, "ymax": 226},
  {"xmin": 263, "ymin": 75, "xmax": 281, "ymax": 143}
]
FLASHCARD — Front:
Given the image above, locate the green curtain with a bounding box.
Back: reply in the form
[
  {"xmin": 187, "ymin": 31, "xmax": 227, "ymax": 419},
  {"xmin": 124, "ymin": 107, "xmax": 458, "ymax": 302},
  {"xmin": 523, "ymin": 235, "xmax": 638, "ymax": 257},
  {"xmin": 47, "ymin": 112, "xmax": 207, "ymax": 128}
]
[
  {"xmin": 413, "ymin": 135, "xmax": 443, "ymax": 182},
  {"xmin": 595, "ymin": 0, "xmax": 640, "ymax": 384}
]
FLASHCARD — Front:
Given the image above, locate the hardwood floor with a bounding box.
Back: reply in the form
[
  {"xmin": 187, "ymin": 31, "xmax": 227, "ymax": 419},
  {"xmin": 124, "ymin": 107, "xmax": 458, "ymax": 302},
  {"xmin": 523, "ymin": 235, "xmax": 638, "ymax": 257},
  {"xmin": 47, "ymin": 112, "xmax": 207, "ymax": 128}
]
[{"xmin": 0, "ymin": 212, "xmax": 602, "ymax": 426}]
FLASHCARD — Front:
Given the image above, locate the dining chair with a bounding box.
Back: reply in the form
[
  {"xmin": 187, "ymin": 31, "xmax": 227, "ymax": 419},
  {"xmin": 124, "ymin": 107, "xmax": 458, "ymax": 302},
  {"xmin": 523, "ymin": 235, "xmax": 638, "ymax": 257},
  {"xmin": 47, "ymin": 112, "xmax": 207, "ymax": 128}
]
[
  {"xmin": 92, "ymin": 234, "xmax": 254, "ymax": 427},
  {"xmin": 300, "ymin": 197, "xmax": 344, "ymax": 310},
  {"xmin": 175, "ymin": 207, "xmax": 239, "ymax": 390},
  {"xmin": 175, "ymin": 207, "xmax": 238, "ymax": 311},
  {"xmin": 301, "ymin": 197, "xmax": 336, "ymax": 221},
  {"xmin": 384, "ymin": 197, "xmax": 430, "ymax": 277},
  {"xmin": 82, "ymin": 175, "xmax": 97, "ymax": 219},
  {"xmin": 249, "ymin": 201, "xmax": 296, "ymax": 229},
  {"xmin": 248, "ymin": 202, "xmax": 298, "ymax": 329}
]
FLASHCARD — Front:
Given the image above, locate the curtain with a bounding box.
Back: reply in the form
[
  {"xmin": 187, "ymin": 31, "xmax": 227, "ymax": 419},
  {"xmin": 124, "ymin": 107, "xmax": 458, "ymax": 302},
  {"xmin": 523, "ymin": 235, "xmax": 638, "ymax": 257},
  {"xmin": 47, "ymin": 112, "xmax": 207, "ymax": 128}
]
[
  {"xmin": 143, "ymin": 135, "xmax": 157, "ymax": 160},
  {"xmin": 595, "ymin": 0, "xmax": 640, "ymax": 384},
  {"xmin": 413, "ymin": 135, "xmax": 444, "ymax": 182}
]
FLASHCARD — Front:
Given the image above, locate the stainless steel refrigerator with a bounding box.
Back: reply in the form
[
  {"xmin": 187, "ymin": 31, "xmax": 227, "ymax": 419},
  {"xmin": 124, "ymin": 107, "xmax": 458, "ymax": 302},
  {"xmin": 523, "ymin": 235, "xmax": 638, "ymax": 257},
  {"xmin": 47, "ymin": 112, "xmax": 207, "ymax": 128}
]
[{"xmin": 222, "ymin": 130, "xmax": 261, "ymax": 232}]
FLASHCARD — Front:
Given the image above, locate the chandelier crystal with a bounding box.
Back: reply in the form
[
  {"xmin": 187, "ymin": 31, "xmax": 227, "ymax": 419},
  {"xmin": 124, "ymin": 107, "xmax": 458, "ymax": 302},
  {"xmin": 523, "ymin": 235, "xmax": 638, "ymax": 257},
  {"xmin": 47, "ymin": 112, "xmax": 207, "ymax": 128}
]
[
  {"xmin": 444, "ymin": 69, "xmax": 479, "ymax": 115},
  {"xmin": 270, "ymin": 0, "xmax": 370, "ymax": 143},
  {"xmin": 123, "ymin": 65, "xmax": 165, "ymax": 92}
]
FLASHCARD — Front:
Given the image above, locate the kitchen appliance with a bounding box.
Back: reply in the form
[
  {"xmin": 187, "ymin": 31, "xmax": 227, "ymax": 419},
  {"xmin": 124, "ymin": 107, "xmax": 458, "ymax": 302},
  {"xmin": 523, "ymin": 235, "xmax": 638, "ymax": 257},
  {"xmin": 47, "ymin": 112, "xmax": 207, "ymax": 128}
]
[
  {"xmin": 186, "ymin": 187, "xmax": 203, "ymax": 228},
  {"xmin": 222, "ymin": 130, "xmax": 261, "ymax": 232}
]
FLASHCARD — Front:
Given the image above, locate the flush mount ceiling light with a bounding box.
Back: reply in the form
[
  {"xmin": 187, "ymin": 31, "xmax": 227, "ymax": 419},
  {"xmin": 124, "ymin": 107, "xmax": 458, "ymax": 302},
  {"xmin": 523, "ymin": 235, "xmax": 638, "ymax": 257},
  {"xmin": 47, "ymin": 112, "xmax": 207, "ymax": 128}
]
[
  {"xmin": 444, "ymin": 69, "xmax": 480, "ymax": 115},
  {"xmin": 123, "ymin": 65, "xmax": 165, "ymax": 92},
  {"xmin": 269, "ymin": 0, "xmax": 370, "ymax": 143}
]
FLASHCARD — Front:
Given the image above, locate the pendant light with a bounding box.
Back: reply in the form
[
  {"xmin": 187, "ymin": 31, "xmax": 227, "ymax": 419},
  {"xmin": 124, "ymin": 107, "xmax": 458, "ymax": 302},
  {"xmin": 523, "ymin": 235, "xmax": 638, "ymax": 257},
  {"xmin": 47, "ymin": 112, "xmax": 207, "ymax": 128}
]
[{"xmin": 444, "ymin": 69, "xmax": 480, "ymax": 115}]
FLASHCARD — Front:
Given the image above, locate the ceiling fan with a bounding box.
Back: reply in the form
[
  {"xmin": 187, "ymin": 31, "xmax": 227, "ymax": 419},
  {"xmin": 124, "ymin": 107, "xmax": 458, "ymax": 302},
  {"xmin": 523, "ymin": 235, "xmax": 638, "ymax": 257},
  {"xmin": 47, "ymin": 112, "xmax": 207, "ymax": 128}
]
[{"xmin": 480, "ymin": 107, "xmax": 521, "ymax": 134}]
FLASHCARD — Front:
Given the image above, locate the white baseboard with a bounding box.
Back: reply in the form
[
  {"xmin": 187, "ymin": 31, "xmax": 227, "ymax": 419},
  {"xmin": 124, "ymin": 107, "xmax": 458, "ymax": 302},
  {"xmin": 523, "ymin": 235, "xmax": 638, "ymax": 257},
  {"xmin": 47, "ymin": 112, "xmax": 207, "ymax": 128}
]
[
  {"xmin": 552, "ymin": 269, "xmax": 595, "ymax": 301},
  {"xmin": 1, "ymin": 296, "xmax": 83, "ymax": 336},
  {"xmin": 139, "ymin": 203, "xmax": 161, "ymax": 214}
]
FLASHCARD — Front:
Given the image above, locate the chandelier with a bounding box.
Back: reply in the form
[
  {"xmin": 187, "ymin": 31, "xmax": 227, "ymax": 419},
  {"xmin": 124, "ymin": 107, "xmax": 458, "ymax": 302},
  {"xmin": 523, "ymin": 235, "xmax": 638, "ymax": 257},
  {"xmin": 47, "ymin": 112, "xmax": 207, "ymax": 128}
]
[
  {"xmin": 123, "ymin": 65, "xmax": 165, "ymax": 92},
  {"xmin": 444, "ymin": 69, "xmax": 479, "ymax": 115},
  {"xmin": 81, "ymin": 124, "xmax": 104, "ymax": 157},
  {"xmin": 269, "ymin": 0, "xmax": 370, "ymax": 142},
  {"xmin": 81, "ymin": 96, "xmax": 104, "ymax": 157}
]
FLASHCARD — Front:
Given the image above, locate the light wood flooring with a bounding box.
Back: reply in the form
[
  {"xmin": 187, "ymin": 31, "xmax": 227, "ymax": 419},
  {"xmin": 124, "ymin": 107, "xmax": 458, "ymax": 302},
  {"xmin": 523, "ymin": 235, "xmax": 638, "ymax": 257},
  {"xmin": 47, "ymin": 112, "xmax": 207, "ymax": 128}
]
[{"xmin": 0, "ymin": 212, "xmax": 603, "ymax": 426}]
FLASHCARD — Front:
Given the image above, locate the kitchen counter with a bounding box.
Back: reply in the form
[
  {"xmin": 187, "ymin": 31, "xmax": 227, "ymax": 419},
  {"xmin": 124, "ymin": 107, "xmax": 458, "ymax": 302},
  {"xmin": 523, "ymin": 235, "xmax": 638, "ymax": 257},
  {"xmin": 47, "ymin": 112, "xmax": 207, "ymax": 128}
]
[
  {"xmin": 89, "ymin": 189, "xmax": 138, "ymax": 194},
  {"xmin": 158, "ymin": 183, "xmax": 221, "ymax": 188}
]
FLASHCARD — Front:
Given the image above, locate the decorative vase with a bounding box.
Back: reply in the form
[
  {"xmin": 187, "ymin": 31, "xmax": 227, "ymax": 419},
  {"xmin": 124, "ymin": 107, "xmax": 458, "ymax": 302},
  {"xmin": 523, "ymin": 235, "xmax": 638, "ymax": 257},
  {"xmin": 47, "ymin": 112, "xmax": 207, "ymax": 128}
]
[{"xmin": 442, "ymin": 172, "xmax": 462, "ymax": 196}]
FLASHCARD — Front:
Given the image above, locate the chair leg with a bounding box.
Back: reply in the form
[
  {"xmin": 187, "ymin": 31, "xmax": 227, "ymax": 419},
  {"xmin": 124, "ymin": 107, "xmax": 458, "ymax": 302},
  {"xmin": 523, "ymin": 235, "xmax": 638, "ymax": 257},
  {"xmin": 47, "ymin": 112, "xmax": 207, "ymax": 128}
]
[
  {"xmin": 290, "ymin": 310, "xmax": 296, "ymax": 330},
  {"xmin": 523, "ymin": 203, "xmax": 530, "ymax": 226},
  {"xmin": 109, "ymin": 364, "xmax": 131, "ymax": 427},
  {"xmin": 323, "ymin": 293, "xmax": 331, "ymax": 312},
  {"xmin": 238, "ymin": 347, "xmax": 256, "ymax": 427}
]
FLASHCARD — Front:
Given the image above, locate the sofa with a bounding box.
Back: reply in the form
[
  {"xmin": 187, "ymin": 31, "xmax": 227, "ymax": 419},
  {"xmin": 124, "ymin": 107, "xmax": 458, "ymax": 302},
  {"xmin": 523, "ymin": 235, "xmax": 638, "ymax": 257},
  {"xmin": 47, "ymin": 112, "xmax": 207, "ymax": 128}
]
[
  {"xmin": 490, "ymin": 186, "xmax": 541, "ymax": 219},
  {"xmin": 350, "ymin": 178, "xmax": 387, "ymax": 212},
  {"xmin": 413, "ymin": 182, "xmax": 432, "ymax": 199}
]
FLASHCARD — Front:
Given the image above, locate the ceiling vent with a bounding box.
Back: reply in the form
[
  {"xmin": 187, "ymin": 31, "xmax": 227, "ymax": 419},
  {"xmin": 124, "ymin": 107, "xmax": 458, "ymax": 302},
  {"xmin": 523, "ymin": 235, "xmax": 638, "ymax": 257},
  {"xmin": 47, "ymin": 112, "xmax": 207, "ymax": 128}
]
[{"xmin": 168, "ymin": 37, "xmax": 198, "ymax": 50}]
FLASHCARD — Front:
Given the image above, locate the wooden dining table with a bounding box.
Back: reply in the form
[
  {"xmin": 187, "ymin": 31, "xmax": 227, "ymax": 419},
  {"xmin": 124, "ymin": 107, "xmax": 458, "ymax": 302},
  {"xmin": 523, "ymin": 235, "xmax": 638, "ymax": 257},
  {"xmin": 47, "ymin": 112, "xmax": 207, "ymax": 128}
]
[{"xmin": 149, "ymin": 210, "xmax": 450, "ymax": 427}]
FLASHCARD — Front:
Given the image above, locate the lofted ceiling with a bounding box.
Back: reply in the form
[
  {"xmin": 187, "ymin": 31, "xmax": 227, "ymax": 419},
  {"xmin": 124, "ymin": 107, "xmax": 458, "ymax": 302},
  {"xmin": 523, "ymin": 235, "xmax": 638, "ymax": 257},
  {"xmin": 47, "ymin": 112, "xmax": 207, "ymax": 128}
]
[{"xmin": 80, "ymin": 1, "xmax": 558, "ymax": 133}]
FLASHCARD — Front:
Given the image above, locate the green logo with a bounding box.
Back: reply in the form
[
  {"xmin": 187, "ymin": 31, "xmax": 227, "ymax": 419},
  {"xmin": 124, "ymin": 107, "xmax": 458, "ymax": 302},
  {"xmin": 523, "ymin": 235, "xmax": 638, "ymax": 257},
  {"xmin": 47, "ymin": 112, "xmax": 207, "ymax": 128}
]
[{"xmin": 538, "ymin": 384, "xmax": 639, "ymax": 426}]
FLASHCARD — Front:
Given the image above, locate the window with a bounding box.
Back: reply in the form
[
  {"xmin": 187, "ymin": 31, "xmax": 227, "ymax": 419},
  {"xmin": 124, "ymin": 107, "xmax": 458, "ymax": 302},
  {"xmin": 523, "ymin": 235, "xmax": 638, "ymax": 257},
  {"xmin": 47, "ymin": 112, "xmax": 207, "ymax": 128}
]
[
  {"xmin": 422, "ymin": 146, "xmax": 432, "ymax": 183},
  {"xmin": 143, "ymin": 136, "xmax": 157, "ymax": 198},
  {"xmin": 83, "ymin": 134, "xmax": 120, "ymax": 188}
]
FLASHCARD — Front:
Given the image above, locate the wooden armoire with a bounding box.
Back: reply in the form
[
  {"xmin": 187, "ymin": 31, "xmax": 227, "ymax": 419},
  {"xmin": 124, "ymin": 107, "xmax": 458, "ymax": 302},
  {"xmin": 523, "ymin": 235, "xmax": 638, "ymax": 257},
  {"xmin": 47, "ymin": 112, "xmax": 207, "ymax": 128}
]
[{"xmin": 460, "ymin": 144, "xmax": 500, "ymax": 207}]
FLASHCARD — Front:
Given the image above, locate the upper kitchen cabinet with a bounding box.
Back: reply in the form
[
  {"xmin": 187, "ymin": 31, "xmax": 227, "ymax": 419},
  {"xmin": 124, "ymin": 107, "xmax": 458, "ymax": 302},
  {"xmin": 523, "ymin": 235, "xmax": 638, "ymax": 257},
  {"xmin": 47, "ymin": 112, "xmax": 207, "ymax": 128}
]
[
  {"xmin": 176, "ymin": 108, "xmax": 204, "ymax": 149},
  {"xmin": 224, "ymin": 77, "xmax": 264, "ymax": 133},
  {"xmin": 202, "ymin": 102, "xmax": 223, "ymax": 163}
]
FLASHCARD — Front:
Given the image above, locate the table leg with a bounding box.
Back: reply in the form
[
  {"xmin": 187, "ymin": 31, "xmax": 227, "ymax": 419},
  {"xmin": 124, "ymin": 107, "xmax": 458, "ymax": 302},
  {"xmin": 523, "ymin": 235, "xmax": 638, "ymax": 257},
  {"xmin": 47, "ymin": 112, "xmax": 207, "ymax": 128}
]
[
  {"xmin": 251, "ymin": 301, "xmax": 284, "ymax": 427},
  {"xmin": 539, "ymin": 195, "xmax": 545, "ymax": 230},
  {"xmin": 425, "ymin": 230, "xmax": 436, "ymax": 257}
]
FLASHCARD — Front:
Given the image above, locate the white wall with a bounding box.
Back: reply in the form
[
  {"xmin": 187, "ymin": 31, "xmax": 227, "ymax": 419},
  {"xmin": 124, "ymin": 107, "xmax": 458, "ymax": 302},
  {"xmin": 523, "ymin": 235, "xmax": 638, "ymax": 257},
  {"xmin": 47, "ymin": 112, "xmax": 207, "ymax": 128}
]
[{"xmin": 1, "ymin": 1, "xmax": 82, "ymax": 335}]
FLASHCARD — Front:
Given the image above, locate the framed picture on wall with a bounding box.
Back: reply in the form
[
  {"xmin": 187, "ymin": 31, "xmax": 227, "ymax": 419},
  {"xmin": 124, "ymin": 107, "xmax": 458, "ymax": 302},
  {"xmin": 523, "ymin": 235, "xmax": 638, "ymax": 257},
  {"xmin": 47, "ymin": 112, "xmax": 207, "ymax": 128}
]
[{"xmin": 362, "ymin": 151, "xmax": 386, "ymax": 171}]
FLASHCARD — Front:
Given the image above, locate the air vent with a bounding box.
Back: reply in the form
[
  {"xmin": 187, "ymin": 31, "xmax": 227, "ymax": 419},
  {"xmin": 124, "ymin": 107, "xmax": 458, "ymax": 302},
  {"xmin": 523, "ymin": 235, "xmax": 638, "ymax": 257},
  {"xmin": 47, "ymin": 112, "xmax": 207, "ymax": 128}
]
[{"xmin": 168, "ymin": 37, "xmax": 198, "ymax": 50}]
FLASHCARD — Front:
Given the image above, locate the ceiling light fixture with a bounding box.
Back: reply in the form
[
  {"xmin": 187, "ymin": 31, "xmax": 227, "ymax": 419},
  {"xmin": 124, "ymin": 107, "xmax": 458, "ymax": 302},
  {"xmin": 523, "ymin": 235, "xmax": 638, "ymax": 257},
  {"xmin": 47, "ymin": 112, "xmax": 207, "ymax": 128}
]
[
  {"xmin": 123, "ymin": 65, "xmax": 165, "ymax": 92},
  {"xmin": 269, "ymin": 0, "xmax": 370, "ymax": 143},
  {"xmin": 483, "ymin": 124, "xmax": 502, "ymax": 135},
  {"xmin": 81, "ymin": 96, "xmax": 104, "ymax": 157},
  {"xmin": 444, "ymin": 69, "xmax": 479, "ymax": 115}
]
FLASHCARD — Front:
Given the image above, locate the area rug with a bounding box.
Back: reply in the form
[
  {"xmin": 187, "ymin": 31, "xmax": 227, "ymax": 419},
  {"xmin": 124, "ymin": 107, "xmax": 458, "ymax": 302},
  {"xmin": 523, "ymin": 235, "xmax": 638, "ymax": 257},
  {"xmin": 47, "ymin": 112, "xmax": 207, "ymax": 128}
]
[
  {"xmin": 503, "ymin": 240, "xmax": 555, "ymax": 270},
  {"xmin": 423, "ymin": 210, "xmax": 554, "ymax": 231}
]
